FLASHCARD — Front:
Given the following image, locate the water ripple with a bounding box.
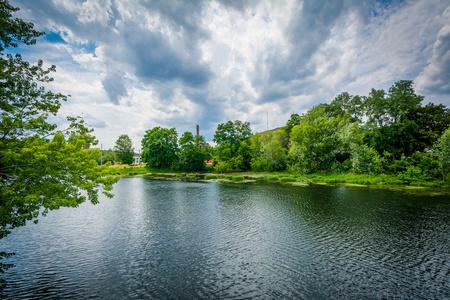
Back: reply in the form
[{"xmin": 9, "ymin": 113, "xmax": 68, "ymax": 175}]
[{"xmin": 1, "ymin": 179, "xmax": 449, "ymax": 299}]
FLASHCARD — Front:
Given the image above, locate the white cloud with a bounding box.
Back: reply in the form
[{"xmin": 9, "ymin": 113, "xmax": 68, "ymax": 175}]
[{"xmin": 9, "ymin": 0, "xmax": 450, "ymax": 148}]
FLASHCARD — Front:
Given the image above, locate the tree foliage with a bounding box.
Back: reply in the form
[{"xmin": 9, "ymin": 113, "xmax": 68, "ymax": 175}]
[
  {"xmin": 435, "ymin": 126, "xmax": 450, "ymax": 181},
  {"xmin": 212, "ymin": 120, "xmax": 252, "ymax": 172},
  {"xmin": 0, "ymin": 1, "xmax": 119, "ymax": 280},
  {"xmin": 96, "ymin": 148, "xmax": 115, "ymax": 165},
  {"xmin": 114, "ymin": 134, "xmax": 134, "ymax": 164},
  {"xmin": 141, "ymin": 127, "xmax": 179, "ymax": 169},
  {"xmin": 363, "ymin": 80, "xmax": 423, "ymax": 159},
  {"xmin": 288, "ymin": 106, "xmax": 356, "ymax": 173},
  {"xmin": 250, "ymin": 130, "xmax": 288, "ymax": 171},
  {"xmin": 213, "ymin": 120, "xmax": 251, "ymax": 159},
  {"xmin": 178, "ymin": 131, "xmax": 208, "ymax": 171}
]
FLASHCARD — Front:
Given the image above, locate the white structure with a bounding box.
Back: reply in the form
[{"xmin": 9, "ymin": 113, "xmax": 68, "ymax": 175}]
[{"xmin": 133, "ymin": 153, "xmax": 143, "ymax": 164}]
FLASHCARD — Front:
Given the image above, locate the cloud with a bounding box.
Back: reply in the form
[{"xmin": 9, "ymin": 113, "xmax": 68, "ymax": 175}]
[
  {"xmin": 8, "ymin": 0, "xmax": 450, "ymax": 147},
  {"xmin": 416, "ymin": 7, "xmax": 450, "ymax": 95},
  {"xmin": 101, "ymin": 71, "xmax": 128, "ymax": 104}
]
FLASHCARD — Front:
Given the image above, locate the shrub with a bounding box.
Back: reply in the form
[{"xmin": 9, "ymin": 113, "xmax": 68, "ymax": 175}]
[
  {"xmin": 214, "ymin": 161, "xmax": 233, "ymax": 173},
  {"xmin": 187, "ymin": 173, "xmax": 196, "ymax": 178},
  {"xmin": 225, "ymin": 175, "xmax": 233, "ymax": 180},
  {"xmin": 279, "ymin": 176, "xmax": 296, "ymax": 182},
  {"xmin": 351, "ymin": 144, "xmax": 382, "ymax": 175},
  {"xmin": 267, "ymin": 175, "xmax": 279, "ymax": 182},
  {"xmin": 232, "ymin": 175, "xmax": 245, "ymax": 181},
  {"xmin": 204, "ymin": 174, "xmax": 218, "ymax": 180}
]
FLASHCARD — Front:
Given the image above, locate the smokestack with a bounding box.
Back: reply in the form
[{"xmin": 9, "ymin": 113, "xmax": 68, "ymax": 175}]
[{"xmin": 196, "ymin": 125, "xmax": 199, "ymax": 146}]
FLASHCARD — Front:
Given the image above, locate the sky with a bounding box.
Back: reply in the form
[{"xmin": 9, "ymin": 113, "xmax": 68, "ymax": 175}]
[{"xmin": 10, "ymin": 0, "xmax": 450, "ymax": 150}]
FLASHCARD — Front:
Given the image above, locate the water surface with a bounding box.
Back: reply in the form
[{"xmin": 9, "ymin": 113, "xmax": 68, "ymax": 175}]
[{"xmin": 1, "ymin": 178, "xmax": 449, "ymax": 299}]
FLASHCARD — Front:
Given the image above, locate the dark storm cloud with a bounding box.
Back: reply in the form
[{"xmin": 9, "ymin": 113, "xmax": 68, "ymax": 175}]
[
  {"xmin": 14, "ymin": 0, "xmax": 214, "ymax": 102},
  {"xmin": 116, "ymin": 28, "xmax": 213, "ymax": 87},
  {"xmin": 129, "ymin": 0, "xmax": 213, "ymax": 86},
  {"xmin": 101, "ymin": 71, "xmax": 128, "ymax": 104}
]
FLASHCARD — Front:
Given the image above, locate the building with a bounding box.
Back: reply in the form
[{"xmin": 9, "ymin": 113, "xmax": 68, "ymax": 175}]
[
  {"xmin": 257, "ymin": 127, "xmax": 283, "ymax": 135},
  {"xmin": 133, "ymin": 153, "xmax": 143, "ymax": 164}
]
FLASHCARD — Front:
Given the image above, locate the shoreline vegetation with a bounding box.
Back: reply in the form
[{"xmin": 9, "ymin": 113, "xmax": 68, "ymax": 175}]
[
  {"xmin": 105, "ymin": 80, "xmax": 450, "ymax": 193},
  {"xmin": 108, "ymin": 165, "xmax": 450, "ymax": 195}
]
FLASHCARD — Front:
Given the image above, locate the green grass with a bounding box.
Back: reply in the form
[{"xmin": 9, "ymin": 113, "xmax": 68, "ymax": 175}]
[
  {"xmin": 267, "ymin": 175, "xmax": 279, "ymax": 182},
  {"xmin": 279, "ymin": 176, "xmax": 296, "ymax": 182},
  {"xmin": 232, "ymin": 175, "xmax": 245, "ymax": 181},
  {"xmin": 204, "ymin": 174, "xmax": 218, "ymax": 180}
]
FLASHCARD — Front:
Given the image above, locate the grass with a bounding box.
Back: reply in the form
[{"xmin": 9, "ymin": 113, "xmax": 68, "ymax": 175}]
[
  {"xmin": 232, "ymin": 175, "xmax": 245, "ymax": 181},
  {"xmin": 279, "ymin": 176, "xmax": 296, "ymax": 182},
  {"xmin": 267, "ymin": 175, "xmax": 279, "ymax": 182}
]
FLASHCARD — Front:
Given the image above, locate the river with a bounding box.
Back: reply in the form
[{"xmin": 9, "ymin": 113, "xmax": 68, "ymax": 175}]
[{"xmin": 1, "ymin": 178, "xmax": 449, "ymax": 299}]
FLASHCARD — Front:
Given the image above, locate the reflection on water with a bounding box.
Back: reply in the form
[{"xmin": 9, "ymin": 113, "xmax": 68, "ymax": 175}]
[{"xmin": 1, "ymin": 179, "xmax": 449, "ymax": 299}]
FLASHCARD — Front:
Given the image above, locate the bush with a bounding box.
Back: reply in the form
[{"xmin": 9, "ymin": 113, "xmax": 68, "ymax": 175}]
[
  {"xmin": 225, "ymin": 175, "xmax": 233, "ymax": 180},
  {"xmin": 351, "ymin": 144, "xmax": 382, "ymax": 175},
  {"xmin": 279, "ymin": 176, "xmax": 296, "ymax": 182},
  {"xmin": 214, "ymin": 161, "xmax": 233, "ymax": 173},
  {"xmin": 204, "ymin": 174, "xmax": 218, "ymax": 180},
  {"xmin": 267, "ymin": 175, "xmax": 279, "ymax": 182},
  {"xmin": 232, "ymin": 175, "xmax": 245, "ymax": 181},
  {"xmin": 187, "ymin": 173, "xmax": 196, "ymax": 178}
]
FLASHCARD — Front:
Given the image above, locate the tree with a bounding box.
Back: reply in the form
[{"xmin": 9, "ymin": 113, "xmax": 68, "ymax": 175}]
[
  {"xmin": 324, "ymin": 92, "xmax": 363, "ymax": 122},
  {"xmin": 96, "ymin": 148, "xmax": 115, "ymax": 165},
  {"xmin": 114, "ymin": 134, "xmax": 134, "ymax": 164},
  {"xmin": 288, "ymin": 105, "xmax": 356, "ymax": 173},
  {"xmin": 435, "ymin": 126, "xmax": 450, "ymax": 181},
  {"xmin": 250, "ymin": 130, "xmax": 288, "ymax": 171},
  {"xmin": 213, "ymin": 120, "xmax": 252, "ymax": 155},
  {"xmin": 0, "ymin": 1, "xmax": 118, "ymax": 280},
  {"xmin": 212, "ymin": 120, "xmax": 252, "ymax": 168},
  {"xmin": 350, "ymin": 144, "xmax": 382, "ymax": 175},
  {"xmin": 284, "ymin": 113, "xmax": 302, "ymax": 135},
  {"xmin": 363, "ymin": 80, "xmax": 423, "ymax": 159},
  {"xmin": 178, "ymin": 131, "xmax": 208, "ymax": 171},
  {"xmin": 141, "ymin": 127, "xmax": 179, "ymax": 169},
  {"xmin": 408, "ymin": 103, "xmax": 450, "ymax": 152}
]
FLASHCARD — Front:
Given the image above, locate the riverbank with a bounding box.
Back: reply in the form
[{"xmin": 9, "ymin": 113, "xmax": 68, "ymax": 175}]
[{"xmin": 109, "ymin": 166, "xmax": 450, "ymax": 195}]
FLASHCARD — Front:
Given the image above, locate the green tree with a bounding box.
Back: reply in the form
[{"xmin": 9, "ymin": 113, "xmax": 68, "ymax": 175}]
[
  {"xmin": 435, "ymin": 126, "xmax": 450, "ymax": 181},
  {"xmin": 325, "ymin": 92, "xmax": 363, "ymax": 122},
  {"xmin": 363, "ymin": 80, "xmax": 423, "ymax": 159},
  {"xmin": 141, "ymin": 127, "xmax": 179, "ymax": 169},
  {"xmin": 284, "ymin": 113, "xmax": 302, "ymax": 135},
  {"xmin": 288, "ymin": 106, "xmax": 356, "ymax": 173},
  {"xmin": 178, "ymin": 131, "xmax": 208, "ymax": 171},
  {"xmin": 114, "ymin": 134, "xmax": 134, "ymax": 164},
  {"xmin": 213, "ymin": 120, "xmax": 252, "ymax": 158},
  {"xmin": 0, "ymin": 1, "xmax": 118, "ymax": 280},
  {"xmin": 212, "ymin": 120, "xmax": 252, "ymax": 172},
  {"xmin": 96, "ymin": 148, "xmax": 115, "ymax": 165},
  {"xmin": 408, "ymin": 103, "xmax": 450, "ymax": 151},
  {"xmin": 350, "ymin": 144, "xmax": 382, "ymax": 175},
  {"xmin": 250, "ymin": 130, "xmax": 288, "ymax": 171}
]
